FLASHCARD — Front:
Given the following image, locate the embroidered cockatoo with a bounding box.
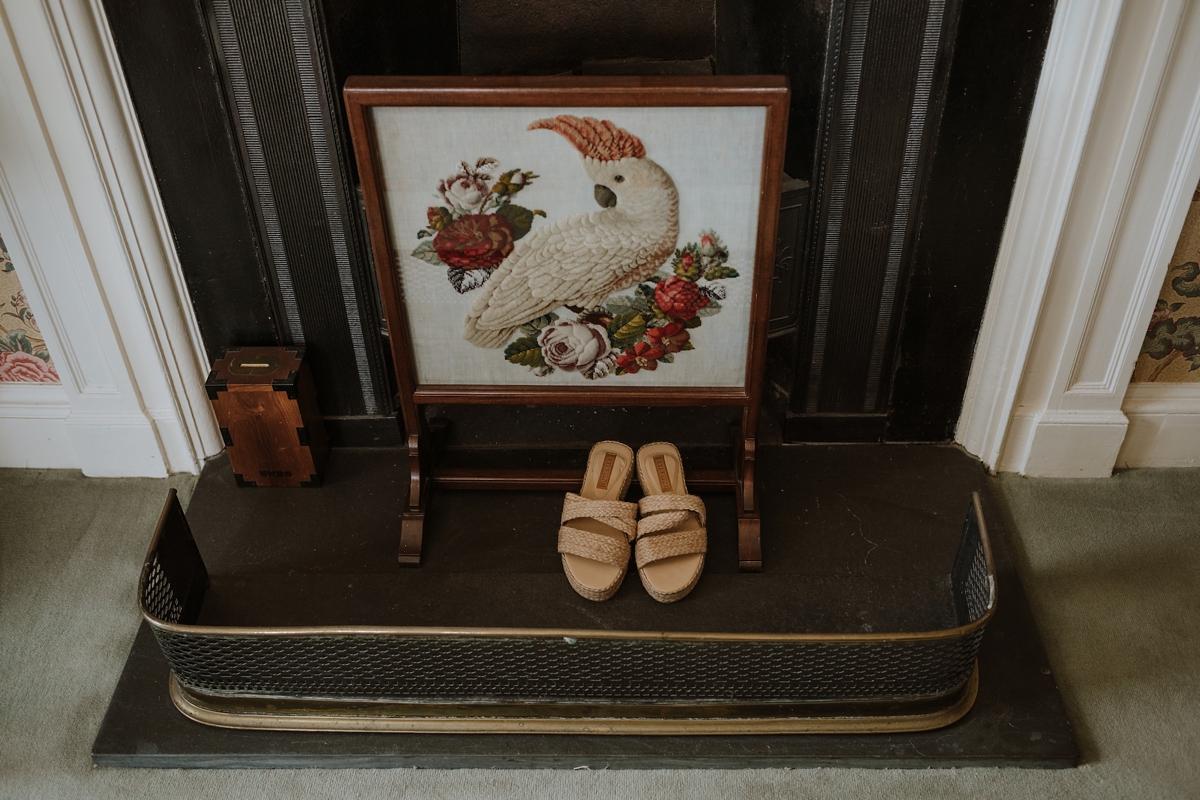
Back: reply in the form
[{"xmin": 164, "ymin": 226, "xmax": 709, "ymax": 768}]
[{"xmin": 462, "ymin": 115, "xmax": 679, "ymax": 348}]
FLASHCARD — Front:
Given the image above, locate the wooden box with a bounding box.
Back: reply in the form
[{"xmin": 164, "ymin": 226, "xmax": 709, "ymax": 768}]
[{"xmin": 205, "ymin": 346, "xmax": 328, "ymax": 487}]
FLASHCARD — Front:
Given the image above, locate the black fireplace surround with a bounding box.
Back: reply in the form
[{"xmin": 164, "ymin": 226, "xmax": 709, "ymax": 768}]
[{"xmin": 100, "ymin": 0, "xmax": 1054, "ymax": 443}]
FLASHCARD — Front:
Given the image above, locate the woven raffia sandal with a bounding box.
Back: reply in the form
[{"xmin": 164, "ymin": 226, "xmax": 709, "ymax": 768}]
[
  {"xmin": 558, "ymin": 441, "xmax": 637, "ymax": 602},
  {"xmin": 634, "ymin": 442, "xmax": 707, "ymax": 603}
]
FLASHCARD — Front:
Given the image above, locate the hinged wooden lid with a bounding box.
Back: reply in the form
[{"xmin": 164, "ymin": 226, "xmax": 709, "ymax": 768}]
[{"xmin": 206, "ymin": 347, "xmax": 305, "ymax": 398}]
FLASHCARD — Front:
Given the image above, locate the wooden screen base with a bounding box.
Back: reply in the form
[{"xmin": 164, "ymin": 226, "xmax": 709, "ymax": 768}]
[{"xmin": 398, "ymin": 417, "xmax": 762, "ymax": 571}]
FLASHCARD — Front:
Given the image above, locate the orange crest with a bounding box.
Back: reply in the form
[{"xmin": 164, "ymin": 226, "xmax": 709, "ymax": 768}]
[{"xmin": 527, "ymin": 115, "xmax": 646, "ymax": 161}]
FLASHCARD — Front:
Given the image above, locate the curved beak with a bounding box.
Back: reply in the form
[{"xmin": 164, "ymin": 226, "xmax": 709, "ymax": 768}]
[{"xmin": 594, "ymin": 184, "xmax": 617, "ymax": 209}]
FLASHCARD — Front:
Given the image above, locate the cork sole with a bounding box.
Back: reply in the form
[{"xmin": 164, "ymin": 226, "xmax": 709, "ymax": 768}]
[
  {"xmin": 561, "ymin": 441, "xmax": 634, "ymax": 602},
  {"xmin": 635, "ymin": 442, "xmax": 706, "ymax": 604}
]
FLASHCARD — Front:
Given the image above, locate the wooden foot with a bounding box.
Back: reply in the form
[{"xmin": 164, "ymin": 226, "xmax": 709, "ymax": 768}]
[
  {"xmin": 738, "ymin": 516, "xmax": 762, "ymax": 572},
  {"xmin": 397, "ymin": 511, "xmax": 425, "ymax": 566},
  {"xmin": 398, "ymin": 457, "xmax": 431, "ymax": 567}
]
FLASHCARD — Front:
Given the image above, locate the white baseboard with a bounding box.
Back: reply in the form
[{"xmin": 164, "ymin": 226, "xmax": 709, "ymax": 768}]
[
  {"xmin": 62, "ymin": 413, "xmax": 168, "ymax": 478},
  {"xmin": 0, "ymin": 383, "xmax": 77, "ymax": 468},
  {"xmin": 0, "ymin": 384, "xmax": 174, "ymax": 475},
  {"xmin": 1117, "ymin": 382, "xmax": 1200, "ymax": 468},
  {"xmin": 997, "ymin": 408, "xmax": 1129, "ymax": 477}
]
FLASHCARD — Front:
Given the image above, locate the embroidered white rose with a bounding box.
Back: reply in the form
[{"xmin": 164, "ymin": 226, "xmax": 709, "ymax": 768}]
[
  {"xmin": 438, "ymin": 174, "xmax": 490, "ymax": 215},
  {"xmin": 536, "ymin": 320, "xmax": 611, "ymax": 372}
]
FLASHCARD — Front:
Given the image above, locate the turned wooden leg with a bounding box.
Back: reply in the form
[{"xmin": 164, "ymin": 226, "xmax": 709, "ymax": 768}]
[
  {"xmin": 397, "ymin": 427, "xmax": 426, "ymax": 566},
  {"xmin": 397, "ymin": 414, "xmax": 438, "ymax": 567}
]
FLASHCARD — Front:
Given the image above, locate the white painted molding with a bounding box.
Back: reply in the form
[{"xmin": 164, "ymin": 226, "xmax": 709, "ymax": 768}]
[
  {"xmin": 0, "ymin": 383, "xmax": 75, "ymax": 468},
  {"xmin": 1118, "ymin": 383, "xmax": 1200, "ymax": 468},
  {"xmin": 954, "ymin": 0, "xmax": 1124, "ymax": 469},
  {"xmin": 958, "ymin": 0, "xmax": 1200, "ymax": 477},
  {"xmin": 0, "ymin": 0, "xmax": 222, "ymax": 475}
]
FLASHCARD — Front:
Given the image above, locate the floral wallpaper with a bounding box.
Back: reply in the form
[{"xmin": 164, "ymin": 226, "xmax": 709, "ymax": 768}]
[
  {"xmin": 0, "ymin": 236, "xmax": 59, "ymax": 383},
  {"xmin": 1133, "ymin": 186, "xmax": 1200, "ymax": 382}
]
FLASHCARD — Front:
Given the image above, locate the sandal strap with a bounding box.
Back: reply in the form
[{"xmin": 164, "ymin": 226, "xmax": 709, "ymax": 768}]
[
  {"xmin": 637, "ymin": 509, "xmax": 700, "ymax": 538},
  {"xmin": 558, "ymin": 525, "xmax": 631, "ymax": 567},
  {"xmin": 638, "ymin": 493, "xmax": 706, "ymax": 525},
  {"xmin": 635, "ymin": 527, "xmax": 708, "ymax": 568},
  {"xmin": 562, "ymin": 493, "xmax": 637, "ymax": 540}
]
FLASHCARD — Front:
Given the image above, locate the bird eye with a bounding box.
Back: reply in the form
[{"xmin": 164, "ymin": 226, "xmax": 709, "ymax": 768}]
[{"xmin": 613, "ymin": 175, "xmax": 625, "ymax": 183}]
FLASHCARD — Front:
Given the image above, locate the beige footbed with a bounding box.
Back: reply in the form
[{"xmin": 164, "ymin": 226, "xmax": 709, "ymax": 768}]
[
  {"xmin": 635, "ymin": 442, "xmax": 706, "ymax": 603},
  {"xmin": 561, "ymin": 441, "xmax": 634, "ymax": 600}
]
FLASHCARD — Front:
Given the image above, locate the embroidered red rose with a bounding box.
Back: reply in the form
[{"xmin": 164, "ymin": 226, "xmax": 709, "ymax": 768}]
[
  {"xmin": 433, "ymin": 213, "xmax": 515, "ymax": 269},
  {"xmin": 0, "ymin": 351, "xmax": 59, "ymax": 383},
  {"xmin": 615, "ymin": 341, "xmax": 666, "ymax": 374},
  {"xmin": 646, "ymin": 322, "xmax": 690, "ymax": 353},
  {"xmin": 654, "ymin": 275, "xmax": 709, "ymax": 320}
]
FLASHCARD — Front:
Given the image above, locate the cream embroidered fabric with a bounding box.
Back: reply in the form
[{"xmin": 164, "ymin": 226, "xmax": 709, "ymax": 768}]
[{"xmin": 371, "ymin": 105, "xmax": 767, "ymax": 388}]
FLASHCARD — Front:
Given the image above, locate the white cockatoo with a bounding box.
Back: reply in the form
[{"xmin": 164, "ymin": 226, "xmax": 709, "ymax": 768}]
[{"xmin": 462, "ymin": 115, "xmax": 679, "ymax": 348}]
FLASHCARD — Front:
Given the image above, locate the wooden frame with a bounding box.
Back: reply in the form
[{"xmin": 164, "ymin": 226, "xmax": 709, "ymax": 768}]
[{"xmin": 344, "ymin": 76, "xmax": 790, "ymax": 571}]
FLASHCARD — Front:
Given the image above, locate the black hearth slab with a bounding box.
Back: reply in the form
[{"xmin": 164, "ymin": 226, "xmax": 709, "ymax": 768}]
[
  {"xmin": 197, "ymin": 573, "xmax": 955, "ymax": 632},
  {"xmin": 178, "ymin": 445, "xmax": 974, "ymax": 633},
  {"xmin": 94, "ymin": 445, "xmax": 1077, "ymax": 768},
  {"xmin": 184, "ymin": 445, "xmax": 978, "ymax": 581}
]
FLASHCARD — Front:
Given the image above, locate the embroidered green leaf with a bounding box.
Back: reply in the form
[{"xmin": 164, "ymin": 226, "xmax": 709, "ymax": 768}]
[
  {"xmin": 496, "ymin": 204, "xmax": 545, "ymax": 240},
  {"xmin": 411, "ymin": 239, "xmax": 444, "ymax": 265},
  {"xmin": 659, "ymin": 351, "xmax": 674, "ymax": 364},
  {"xmin": 518, "ymin": 312, "xmax": 559, "ymax": 337},
  {"xmin": 703, "ymin": 265, "xmax": 739, "ymax": 280},
  {"xmin": 672, "ymin": 244, "xmax": 704, "ymax": 280},
  {"xmin": 696, "ymin": 299, "xmax": 722, "ymax": 318},
  {"xmin": 683, "ymin": 315, "xmax": 703, "ymax": 330},
  {"xmin": 607, "ymin": 312, "xmax": 647, "ymax": 348},
  {"xmin": 680, "ymin": 341, "xmax": 695, "ymax": 351},
  {"xmin": 504, "ymin": 335, "xmax": 546, "ymax": 368},
  {"xmin": 604, "ymin": 295, "xmax": 650, "ymax": 317}
]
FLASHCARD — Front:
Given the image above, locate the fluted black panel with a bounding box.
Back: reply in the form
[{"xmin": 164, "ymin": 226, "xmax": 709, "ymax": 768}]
[
  {"xmin": 775, "ymin": 0, "xmax": 960, "ymax": 437},
  {"xmin": 105, "ymin": 0, "xmax": 1047, "ymax": 439},
  {"xmin": 886, "ymin": 0, "xmax": 1057, "ymax": 442},
  {"xmin": 204, "ymin": 0, "xmax": 390, "ymax": 416},
  {"xmin": 101, "ymin": 0, "xmax": 280, "ymax": 358}
]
